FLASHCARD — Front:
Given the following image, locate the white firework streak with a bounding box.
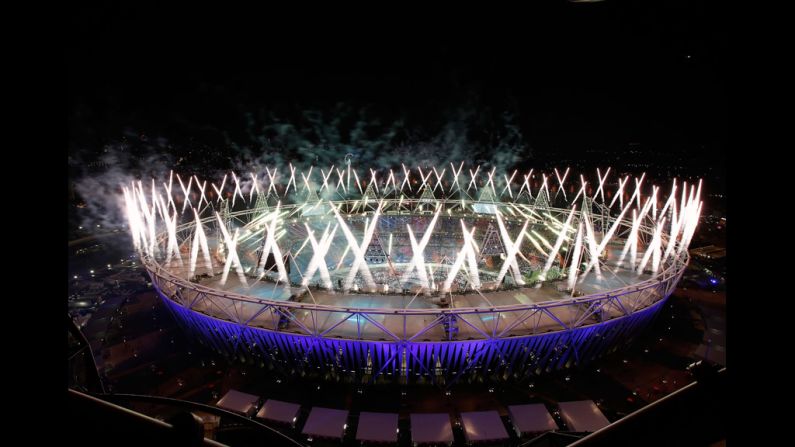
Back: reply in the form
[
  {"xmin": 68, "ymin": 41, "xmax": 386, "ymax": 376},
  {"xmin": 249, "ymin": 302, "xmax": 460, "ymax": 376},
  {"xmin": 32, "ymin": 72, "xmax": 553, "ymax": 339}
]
[
  {"xmin": 416, "ymin": 167, "xmax": 433, "ymax": 193},
  {"xmin": 346, "ymin": 162, "xmax": 352, "ymax": 192},
  {"xmin": 189, "ymin": 224, "xmax": 200, "ymax": 278},
  {"xmin": 155, "ymin": 192, "xmax": 169, "ymax": 230},
  {"xmin": 335, "ymin": 244, "xmax": 351, "ymax": 271},
  {"xmin": 300, "ymin": 168, "xmax": 313, "ymax": 193},
  {"xmin": 215, "ymin": 212, "xmax": 248, "ymax": 287},
  {"xmin": 581, "ymin": 199, "xmax": 632, "ymax": 278},
  {"xmin": 186, "ymin": 175, "xmax": 194, "ymax": 203},
  {"xmin": 660, "ymin": 197, "xmax": 683, "ymax": 265},
  {"xmin": 223, "ymin": 230, "xmax": 248, "ymax": 286},
  {"xmin": 539, "ymin": 174, "xmax": 550, "ymax": 201},
  {"xmin": 383, "ymin": 169, "xmax": 395, "ymax": 195},
  {"xmin": 694, "ymin": 179, "xmax": 702, "ymax": 207},
  {"xmin": 406, "ymin": 227, "xmax": 431, "ymax": 290},
  {"xmin": 301, "ymin": 222, "xmax": 338, "ymax": 289},
  {"xmin": 321, "ymin": 166, "xmax": 335, "ymax": 192},
  {"xmin": 196, "ymin": 178, "xmax": 208, "ymax": 210},
  {"xmin": 351, "ymin": 168, "xmax": 363, "ymax": 194},
  {"xmin": 530, "ymin": 230, "xmax": 555, "ymax": 253},
  {"xmin": 571, "ymin": 175, "xmax": 589, "ymax": 204},
  {"xmin": 676, "ymin": 196, "xmax": 703, "ymax": 258},
  {"xmin": 163, "ymin": 209, "xmax": 183, "ymax": 266},
  {"xmin": 291, "ymin": 229, "xmax": 313, "ymax": 259},
  {"xmin": 682, "ymin": 202, "xmax": 703, "ymax": 253},
  {"xmin": 177, "ymin": 174, "xmax": 192, "ymax": 213},
  {"xmin": 231, "ymin": 172, "xmax": 246, "ymax": 207},
  {"xmin": 523, "ymin": 231, "xmax": 549, "ymax": 258},
  {"xmin": 400, "ymin": 163, "xmax": 412, "ymax": 193},
  {"xmin": 249, "ymin": 173, "xmax": 260, "ymax": 202},
  {"xmin": 627, "ymin": 173, "xmax": 646, "ymax": 210},
  {"xmin": 637, "ymin": 217, "xmax": 667, "ymax": 274},
  {"xmin": 136, "ymin": 181, "xmax": 159, "ymax": 257},
  {"xmin": 336, "ymin": 167, "xmax": 347, "ymax": 194},
  {"xmin": 462, "ymin": 221, "xmax": 481, "ymax": 288},
  {"xmin": 165, "ymin": 170, "xmax": 175, "ymax": 211},
  {"xmin": 659, "ymin": 179, "xmax": 678, "ymax": 219},
  {"xmin": 442, "ymin": 221, "xmax": 478, "ymax": 292},
  {"xmin": 502, "ymin": 170, "xmax": 517, "ymax": 198},
  {"xmin": 184, "ymin": 175, "xmax": 195, "ymax": 213},
  {"xmin": 449, "ymin": 161, "xmax": 464, "ymax": 194},
  {"xmin": 539, "ymin": 205, "xmax": 576, "ymax": 281},
  {"xmin": 517, "ymin": 170, "xmax": 533, "ymax": 197},
  {"xmin": 146, "ymin": 179, "xmax": 157, "ymax": 219},
  {"xmin": 286, "ymin": 164, "xmax": 297, "ymax": 194},
  {"xmin": 580, "ymin": 207, "xmax": 602, "ymax": 279},
  {"xmin": 616, "ymin": 196, "xmax": 653, "ymax": 269},
  {"xmin": 400, "ymin": 207, "xmax": 442, "ymax": 288},
  {"xmin": 651, "ymin": 185, "xmax": 659, "ymax": 221},
  {"xmin": 122, "ymin": 186, "xmax": 140, "ymax": 251},
  {"xmin": 159, "ymin": 182, "xmax": 176, "ymax": 223},
  {"xmin": 652, "ymin": 220, "xmax": 666, "ymax": 272},
  {"xmin": 123, "ymin": 186, "xmax": 145, "ymax": 253},
  {"xmin": 680, "ymin": 181, "xmax": 688, "ymax": 225},
  {"xmin": 467, "ymin": 165, "xmax": 481, "ymax": 193},
  {"xmin": 333, "ymin": 200, "xmax": 382, "ymax": 291},
  {"xmin": 616, "ymin": 210, "xmax": 639, "ymax": 269},
  {"xmin": 388, "ymin": 169, "xmax": 399, "ymax": 195},
  {"xmin": 216, "ymin": 174, "xmax": 227, "ymax": 202},
  {"xmin": 433, "ymin": 167, "xmax": 446, "ymax": 194},
  {"xmin": 255, "ymin": 204, "xmax": 288, "ymax": 283},
  {"xmin": 486, "ymin": 167, "xmax": 497, "ymax": 196},
  {"xmin": 554, "ymin": 167, "xmax": 569, "ymax": 201},
  {"xmin": 593, "ymin": 167, "xmax": 610, "ymax": 204},
  {"xmin": 369, "ymin": 168, "xmax": 380, "ymax": 194},
  {"xmin": 495, "ymin": 213, "xmax": 528, "ymax": 286},
  {"xmin": 676, "ymin": 181, "xmax": 703, "ymax": 253},
  {"xmin": 567, "ymin": 222, "xmax": 585, "ymax": 292},
  {"xmin": 266, "ymin": 167, "xmax": 279, "ymax": 196},
  {"xmin": 189, "ymin": 208, "xmax": 213, "ymax": 277},
  {"xmin": 609, "ymin": 175, "xmax": 629, "ymax": 209}
]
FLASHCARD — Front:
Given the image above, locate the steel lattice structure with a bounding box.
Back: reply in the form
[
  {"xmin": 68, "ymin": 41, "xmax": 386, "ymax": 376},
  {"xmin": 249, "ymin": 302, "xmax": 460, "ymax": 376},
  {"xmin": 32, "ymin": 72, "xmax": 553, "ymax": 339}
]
[{"xmin": 123, "ymin": 164, "xmax": 701, "ymax": 384}]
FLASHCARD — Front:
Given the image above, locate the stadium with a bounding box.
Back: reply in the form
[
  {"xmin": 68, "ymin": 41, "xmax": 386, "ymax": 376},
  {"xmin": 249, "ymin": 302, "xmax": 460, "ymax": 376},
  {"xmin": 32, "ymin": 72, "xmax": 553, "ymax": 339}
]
[{"xmin": 123, "ymin": 164, "xmax": 701, "ymax": 385}]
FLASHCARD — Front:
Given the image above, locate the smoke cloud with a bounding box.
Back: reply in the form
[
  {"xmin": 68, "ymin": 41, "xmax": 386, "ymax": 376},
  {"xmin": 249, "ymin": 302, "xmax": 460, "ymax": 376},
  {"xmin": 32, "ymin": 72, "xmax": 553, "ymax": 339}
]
[{"xmin": 70, "ymin": 98, "xmax": 532, "ymax": 231}]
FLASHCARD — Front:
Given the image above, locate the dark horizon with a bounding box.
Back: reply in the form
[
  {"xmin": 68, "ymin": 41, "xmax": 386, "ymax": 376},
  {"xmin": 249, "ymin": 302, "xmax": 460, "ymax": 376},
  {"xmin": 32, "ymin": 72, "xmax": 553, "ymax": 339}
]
[{"xmin": 68, "ymin": 2, "xmax": 726, "ymax": 164}]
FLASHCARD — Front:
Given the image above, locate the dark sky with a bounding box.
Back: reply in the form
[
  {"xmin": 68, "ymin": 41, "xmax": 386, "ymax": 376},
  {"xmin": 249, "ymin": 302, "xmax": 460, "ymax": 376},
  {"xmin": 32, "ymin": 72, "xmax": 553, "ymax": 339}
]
[{"xmin": 68, "ymin": 2, "xmax": 726, "ymax": 164}]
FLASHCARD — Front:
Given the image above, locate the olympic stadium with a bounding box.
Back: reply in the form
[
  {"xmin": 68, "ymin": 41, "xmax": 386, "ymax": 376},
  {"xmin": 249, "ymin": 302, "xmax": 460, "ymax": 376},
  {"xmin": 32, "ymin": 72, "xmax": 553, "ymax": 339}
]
[{"xmin": 123, "ymin": 164, "xmax": 701, "ymax": 385}]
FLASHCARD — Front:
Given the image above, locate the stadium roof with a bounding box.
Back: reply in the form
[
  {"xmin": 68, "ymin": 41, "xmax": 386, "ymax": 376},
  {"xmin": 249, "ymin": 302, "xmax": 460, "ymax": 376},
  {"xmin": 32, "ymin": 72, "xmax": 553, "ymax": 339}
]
[
  {"xmin": 356, "ymin": 411, "xmax": 399, "ymax": 443},
  {"xmin": 558, "ymin": 401, "xmax": 611, "ymax": 432},
  {"xmin": 508, "ymin": 403, "xmax": 560, "ymax": 434}
]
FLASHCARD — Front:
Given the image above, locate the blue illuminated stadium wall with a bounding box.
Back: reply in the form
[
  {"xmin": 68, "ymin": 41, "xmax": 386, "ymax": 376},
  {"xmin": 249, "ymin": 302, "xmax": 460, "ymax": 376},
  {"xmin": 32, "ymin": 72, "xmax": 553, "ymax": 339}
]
[{"xmin": 159, "ymin": 293, "xmax": 666, "ymax": 383}]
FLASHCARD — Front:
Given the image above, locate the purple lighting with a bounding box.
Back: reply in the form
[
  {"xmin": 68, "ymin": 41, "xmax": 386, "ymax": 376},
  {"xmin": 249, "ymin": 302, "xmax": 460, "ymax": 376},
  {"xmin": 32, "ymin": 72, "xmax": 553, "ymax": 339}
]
[{"xmin": 155, "ymin": 278, "xmax": 670, "ymax": 384}]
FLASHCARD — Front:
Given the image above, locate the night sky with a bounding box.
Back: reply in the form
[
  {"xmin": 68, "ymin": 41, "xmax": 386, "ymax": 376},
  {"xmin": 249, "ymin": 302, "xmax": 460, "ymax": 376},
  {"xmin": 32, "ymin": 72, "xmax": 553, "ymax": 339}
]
[
  {"xmin": 68, "ymin": 2, "xmax": 726, "ymax": 192},
  {"xmin": 60, "ymin": 8, "xmax": 736, "ymax": 443}
]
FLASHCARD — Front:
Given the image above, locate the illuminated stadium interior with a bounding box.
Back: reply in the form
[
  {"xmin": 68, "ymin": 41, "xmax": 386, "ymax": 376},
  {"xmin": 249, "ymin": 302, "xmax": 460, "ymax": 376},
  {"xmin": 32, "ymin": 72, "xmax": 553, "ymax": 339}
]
[{"xmin": 123, "ymin": 164, "xmax": 701, "ymax": 381}]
